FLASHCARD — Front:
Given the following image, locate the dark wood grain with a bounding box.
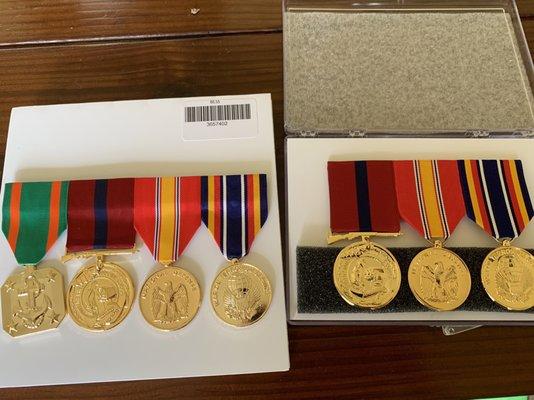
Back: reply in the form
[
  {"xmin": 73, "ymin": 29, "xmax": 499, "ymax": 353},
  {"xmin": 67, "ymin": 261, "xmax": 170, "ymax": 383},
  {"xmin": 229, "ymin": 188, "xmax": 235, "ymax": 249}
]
[
  {"xmin": 0, "ymin": 0, "xmax": 282, "ymax": 46},
  {"xmin": 2, "ymin": 325, "xmax": 534, "ymax": 399},
  {"xmin": 0, "ymin": 0, "xmax": 532, "ymax": 47},
  {"xmin": 1, "ymin": 3, "xmax": 534, "ymax": 400}
]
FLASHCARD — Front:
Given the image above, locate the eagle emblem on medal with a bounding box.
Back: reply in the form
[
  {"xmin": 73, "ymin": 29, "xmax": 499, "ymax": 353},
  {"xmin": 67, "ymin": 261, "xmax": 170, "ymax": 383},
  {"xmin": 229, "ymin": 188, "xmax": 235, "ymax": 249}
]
[{"xmin": 140, "ymin": 266, "xmax": 201, "ymax": 331}]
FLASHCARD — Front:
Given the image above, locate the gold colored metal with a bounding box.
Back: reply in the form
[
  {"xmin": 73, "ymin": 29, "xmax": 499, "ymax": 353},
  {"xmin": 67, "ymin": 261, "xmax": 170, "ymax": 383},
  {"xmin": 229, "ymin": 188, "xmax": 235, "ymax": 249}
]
[
  {"xmin": 481, "ymin": 240, "xmax": 534, "ymax": 311},
  {"xmin": 66, "ymin": 253, "xmax": 134, "ymax": 331},
  {"xmin": 332, "ymin": 236, "xmax": 401, "ymax": 309},
  {"xmin": 327, "ymin": 231, "xmax": 401, "ymax": 245},
  {"xmin": 408, "ymin": 241, "xmax": 471, "ymax": 311},
  {"xmin": 210, "ymin": 260, "xmax": 272, "ymax": 327},
  {"xmin": 1, "ymin": 265, "xmax": 66, "ymax": 338},
  {"xmin": 62, "ymin": 248, "xmax": 138, "ymax": 263},
  {"xmin": 139, "ymin": 265, "xmax": 201, "ymax": 331}
]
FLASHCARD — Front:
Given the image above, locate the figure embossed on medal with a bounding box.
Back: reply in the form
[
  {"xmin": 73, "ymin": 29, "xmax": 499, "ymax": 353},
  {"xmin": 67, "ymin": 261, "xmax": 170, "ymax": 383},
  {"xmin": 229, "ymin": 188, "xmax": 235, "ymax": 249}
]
[
  {"xmin": 84, "ymin": 278, "xmax": 122, "ymax": 325},
  {"xmin": 13, "ymin": 272, "xmax": 52, "ymax": 330},
  {"xmin": 223, "ymin": 272, "xmax": 263, "ymax": 323},
  {"xmin": 348, "ymin": 256, "xmax": 389, "ymax": 302},
  {"xmin": 421, "ymin": 261, "xmax": 459, "ymax": 303},
  {"xmin": 496, "ymin": 255, "xmax": 532, "ymax": 303},
  {"xmin": 152, "ymin": 281, "xmax": 189, "ymax": 323}
]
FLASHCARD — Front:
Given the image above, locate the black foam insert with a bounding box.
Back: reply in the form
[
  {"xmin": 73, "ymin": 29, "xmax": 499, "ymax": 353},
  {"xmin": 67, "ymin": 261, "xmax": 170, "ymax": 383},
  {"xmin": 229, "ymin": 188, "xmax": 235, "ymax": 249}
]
[{"xmin": 296, "ymin": 246, "xmax": 534, "ymax": 314}]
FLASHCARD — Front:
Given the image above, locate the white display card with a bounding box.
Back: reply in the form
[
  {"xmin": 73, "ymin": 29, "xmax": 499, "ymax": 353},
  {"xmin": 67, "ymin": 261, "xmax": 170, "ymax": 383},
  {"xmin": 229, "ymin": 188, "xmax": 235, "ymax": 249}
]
[{"xmin": 0, "ymin": 94, "xmax": 289, "ymax": 387}]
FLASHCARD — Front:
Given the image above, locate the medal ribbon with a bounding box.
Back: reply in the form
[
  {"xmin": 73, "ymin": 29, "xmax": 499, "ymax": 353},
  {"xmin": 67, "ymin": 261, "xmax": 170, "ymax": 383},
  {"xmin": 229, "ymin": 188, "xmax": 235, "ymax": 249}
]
[
  {"xmin": 457, "ymin": 159, "xmax": 534, "ymax": 239},
  {"xmin": 66, "ymin": 178, "xmax": 136, "ymax": 252},
  {"xmin": 134, "ymin": 176, "xmax": 202, "ymax": 264},
  {"xmin": 2, "ymin": 181, "xmax": 68, "ymax": 265},
  {"xmin": 328, "ymin": 161, "xmax": 400, "ymax": 233},
  {"xmin": 394, "ymin": 160, "xmax": 466, "ymax": 240},
  {"xmin": 200, "ymin": 174, "xmax": 268, "ymax": 260}
]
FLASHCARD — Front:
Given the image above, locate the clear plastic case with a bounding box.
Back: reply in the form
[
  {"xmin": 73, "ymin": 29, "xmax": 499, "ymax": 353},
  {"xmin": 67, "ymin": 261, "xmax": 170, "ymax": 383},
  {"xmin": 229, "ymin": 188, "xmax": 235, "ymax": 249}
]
[{"xmin": 284, "ymin": 0, "xmax": 534, "ymax": 325}]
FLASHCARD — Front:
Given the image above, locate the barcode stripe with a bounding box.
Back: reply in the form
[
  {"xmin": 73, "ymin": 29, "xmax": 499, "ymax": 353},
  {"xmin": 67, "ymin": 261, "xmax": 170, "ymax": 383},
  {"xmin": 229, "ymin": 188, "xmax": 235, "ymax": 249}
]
[{"xmin": 184, "ymin": 104, "xmax": 251, "ymax": 122}]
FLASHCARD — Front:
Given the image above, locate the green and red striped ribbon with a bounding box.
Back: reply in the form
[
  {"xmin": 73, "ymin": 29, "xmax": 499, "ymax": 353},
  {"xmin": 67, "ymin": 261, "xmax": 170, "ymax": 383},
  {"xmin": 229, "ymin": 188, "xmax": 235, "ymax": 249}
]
[{"xmin": 2, "ymin": 181, "xmax": 69, "ymax": 265}]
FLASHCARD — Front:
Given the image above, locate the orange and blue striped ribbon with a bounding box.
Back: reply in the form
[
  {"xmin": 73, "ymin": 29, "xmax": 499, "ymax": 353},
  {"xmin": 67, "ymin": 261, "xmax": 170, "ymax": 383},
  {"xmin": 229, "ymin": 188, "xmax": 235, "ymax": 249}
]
[
  {"xmin": 457, "ymin": 160, "xmax": 534, "ymax": 239},
  {"xmin": 2, "ymin": 181, "xmax": 68, "ymax": 265},
  {"xmin": 134, "ymin": 177, "xmax": 202, "ymax": 264},
  {"xmin": 200, "ymin": 174, "xmax": 268, "ymax": 260},
  {"xmin": 394, "ymin": 160, "xmax": 466, "ymax": 240}
]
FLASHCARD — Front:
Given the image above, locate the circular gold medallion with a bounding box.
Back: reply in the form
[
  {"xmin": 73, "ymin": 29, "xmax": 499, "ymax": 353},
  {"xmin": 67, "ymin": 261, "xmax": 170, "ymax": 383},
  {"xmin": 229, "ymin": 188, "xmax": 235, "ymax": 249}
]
[
  {"xmin": 408, "ymin": 247, "xmax": 471, "ymax": 311},
  {"xmin": 481, "ymin": 245, "xmax": 534, "ymax": 311},
  {"xmin": 333, "ymin": 240, "xmax": 401, "ymax": 309},
  {"xmin": 210, "ymin": 261, "xmax": 272, "ymax": 327},
  {"xmin": 139, "ymin": 266, "xmax": 201, "ymax": 331},
  {"xmin": 67, "ymin": 261, "xmax": 134, "ymax": 331}
]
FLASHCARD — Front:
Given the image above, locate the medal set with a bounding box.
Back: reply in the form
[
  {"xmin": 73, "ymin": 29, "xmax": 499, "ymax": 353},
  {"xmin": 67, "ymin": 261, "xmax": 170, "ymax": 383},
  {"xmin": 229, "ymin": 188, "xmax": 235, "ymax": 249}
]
[
  {"xmin": 1, "ymin": 174, "xmax": 272, "ymax": 338},
  {"xmin": 328, "ymin": 159, "xmax": 534, "ymax": 312}
]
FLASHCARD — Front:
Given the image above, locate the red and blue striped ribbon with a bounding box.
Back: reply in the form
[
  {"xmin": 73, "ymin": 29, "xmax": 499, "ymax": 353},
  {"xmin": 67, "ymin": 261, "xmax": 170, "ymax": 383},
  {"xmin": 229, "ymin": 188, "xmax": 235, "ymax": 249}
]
[
  {"xmin": 328, "ymin": 161, "xmax": 400, "ymax": 233},
  {"xmin": 66, "ymin": 178, "xmax": 136, "ymax": 252},
  {"xmin": 200, "ymin": 174, "xmax": 268, "ymax": 260}
]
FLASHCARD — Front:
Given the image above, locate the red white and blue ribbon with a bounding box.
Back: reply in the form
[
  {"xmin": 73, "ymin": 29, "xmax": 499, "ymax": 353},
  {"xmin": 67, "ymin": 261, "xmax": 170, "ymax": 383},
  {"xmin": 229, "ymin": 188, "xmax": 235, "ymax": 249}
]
[
  {"xmin": 200, "ymin": 174, "xmax": 268, "ymax": 260},
  {"xmin": 134, "ymin": 176, "xmax": 202, "ymax": 264},
  {"xmin": 457, "ymin": 159, "xmax": 534, "ymax": 240}
]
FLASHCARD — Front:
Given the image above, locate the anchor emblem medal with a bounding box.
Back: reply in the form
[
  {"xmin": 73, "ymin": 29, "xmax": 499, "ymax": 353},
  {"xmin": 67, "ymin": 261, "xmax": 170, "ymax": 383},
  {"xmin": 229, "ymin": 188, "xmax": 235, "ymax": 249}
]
[
  {"xmin": 1, "ymin": 181, "xmax": 69, "ymax": 337},
  {"xmin": 394, "ymin": 160, "xmax": 471, "ymax": 311},
  {"xmin": 202, "ymin": 174, "xmax": 272, "ymax": 327},
  {"xmin": 327, "ymin": 161, "xmax": 402, "ymax": 309},
  {"xmin": 64, "ymin": 179, "xmax": 137, "ymax": 331},
  {"xmin": 458, "ymin": 160, "xmax": 534, "ymax": 310},
  {"xmin": 134, "ymin": 177, "xmax": 202, "ymax": 331}
]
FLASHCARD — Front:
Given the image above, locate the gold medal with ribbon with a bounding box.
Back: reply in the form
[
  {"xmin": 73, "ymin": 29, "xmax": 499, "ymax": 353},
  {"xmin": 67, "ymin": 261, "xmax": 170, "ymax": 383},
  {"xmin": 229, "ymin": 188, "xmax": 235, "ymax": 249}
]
[
  {"xmin": 63, "ymin": 179, "xmax": 136, "ymax": 332},
  {"xmin": 458, "ymin": 159, "xmax": 534, "ymax": 310},
  {"xmin": 394, "ymin": 160, "xmax": 471, "ymax": 311},
  {"xmin": 201, "ymin": 174, "xmax": 272, "ymax": 327},
  {"xmin": 327, "ymin": 161, "xmax": 402, "ymax": 309},
  {"xmin": 1, "ymin": 181, "xmax": 68, "ymax": 337},
  {"xmin": 134, "ymin": 176, "xmax": 202, "ymax": 331}
]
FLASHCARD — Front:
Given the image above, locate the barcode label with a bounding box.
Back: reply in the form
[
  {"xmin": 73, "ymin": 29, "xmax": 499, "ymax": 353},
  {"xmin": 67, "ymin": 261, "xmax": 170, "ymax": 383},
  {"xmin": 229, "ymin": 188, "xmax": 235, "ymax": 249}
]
[{"xmin": 185, "ymin": 104, "xmax": 251, "ymax": 123}]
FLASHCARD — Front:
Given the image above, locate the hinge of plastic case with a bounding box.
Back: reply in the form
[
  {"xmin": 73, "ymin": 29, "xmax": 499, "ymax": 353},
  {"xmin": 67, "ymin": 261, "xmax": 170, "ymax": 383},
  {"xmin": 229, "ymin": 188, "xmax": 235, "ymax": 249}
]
[
  {"xmin": 465, "ymin": 130, "xmax": 490, "ymax": 138},
  {"xmin": 514, "ymin": 129, "xmax": 534, "ymax": 138},
  {"xmin": 348, "ymin": 129, "xmax": 366, "ymax": 138},
  {"xmin": 298, "ymin": 130, "xmax": 318, "ymax": 137}
]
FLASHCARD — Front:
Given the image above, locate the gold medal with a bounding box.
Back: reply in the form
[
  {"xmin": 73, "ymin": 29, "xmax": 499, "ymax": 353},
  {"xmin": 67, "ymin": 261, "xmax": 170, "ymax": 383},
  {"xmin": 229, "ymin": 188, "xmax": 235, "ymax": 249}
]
[
  {"xmin": 211, "ymin": 260, "xmax": 272, "ymax": 327},
  {"xmin": 481, "ymin": 240, "xmax": 534, "ymax": 311},
  {"xmin": 332, "ymin": 235, "xmax": 401, "ymax": 309},
  {"xmin": 2, "ymin": 265, "xmax": 66, "ymax": 337},
  {"xmin": 408, "ymin": 241, "xmax": 471, "ymax": 311},
  {"xmin": 139, "ymin": 265, "xmax": 201, "ymax": 331},
  {"xmin": 65, "ymin": 252, "xmax": 135, "ymax": 331},
  {"xmin": 1, "ymin": 181, "xmax": 70, "ymax": 337}
]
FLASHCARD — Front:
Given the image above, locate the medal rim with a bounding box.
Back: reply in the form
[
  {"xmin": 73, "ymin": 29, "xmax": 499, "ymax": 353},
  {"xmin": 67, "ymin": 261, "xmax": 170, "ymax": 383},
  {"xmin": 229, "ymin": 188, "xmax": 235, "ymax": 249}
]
[
  {"xmin": 139, "ymin": 266, "xmax": 202, "ymax": 331},
  {"xmin": 2, "ymin": 266, "xmax": 66, "ymax": 338},
  {"xmin": 333, "ymin": 240, "xmax": 402, "ymax": 310},
  {"xmin": 67, "ymin": 260, "xmax": 135, "ymax": 332},
  {"xmin": 408, "ymin": 246, "xmax": 471, "ymax": 312},
  {"xmin": 481, "ymin": 245, "xmax": 534, "ymax": 311},
  {"xmin": 210, "ymin": 261, "xmax": 273, "ymax": 328}
]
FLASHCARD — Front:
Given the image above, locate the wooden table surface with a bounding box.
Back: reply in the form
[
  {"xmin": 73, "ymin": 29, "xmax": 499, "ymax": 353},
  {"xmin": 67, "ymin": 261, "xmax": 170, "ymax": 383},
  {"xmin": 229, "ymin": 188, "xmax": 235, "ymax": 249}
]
[{"xmin": 1, "ymin": 1, "xmax": 534, "ymax": 399}]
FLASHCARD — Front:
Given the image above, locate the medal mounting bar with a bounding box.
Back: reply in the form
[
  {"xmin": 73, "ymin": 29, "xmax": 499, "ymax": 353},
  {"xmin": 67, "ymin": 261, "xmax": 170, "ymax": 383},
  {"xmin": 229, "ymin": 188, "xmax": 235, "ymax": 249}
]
[
  {"xmin": 284, "ymin": 0, "xmax": 534, "ymax": 326},
  {"xmin": 61, "ymin": 248, "xmax": 138, "ymax": 263}
]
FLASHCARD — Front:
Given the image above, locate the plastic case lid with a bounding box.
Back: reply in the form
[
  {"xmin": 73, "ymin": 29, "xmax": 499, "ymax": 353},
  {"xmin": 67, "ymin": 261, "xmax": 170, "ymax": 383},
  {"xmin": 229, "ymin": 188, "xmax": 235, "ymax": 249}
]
[{"xmin": 283, "ymin": 0, "xmax": 534, "ymax": 136}]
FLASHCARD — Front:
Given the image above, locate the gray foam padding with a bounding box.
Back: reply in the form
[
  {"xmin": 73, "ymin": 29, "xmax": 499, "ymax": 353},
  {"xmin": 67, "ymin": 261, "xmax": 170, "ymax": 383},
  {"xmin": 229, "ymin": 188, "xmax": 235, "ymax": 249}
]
[{"xmin": 296, "ymin": 246, "xmax": 534, "ymax": 314}]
